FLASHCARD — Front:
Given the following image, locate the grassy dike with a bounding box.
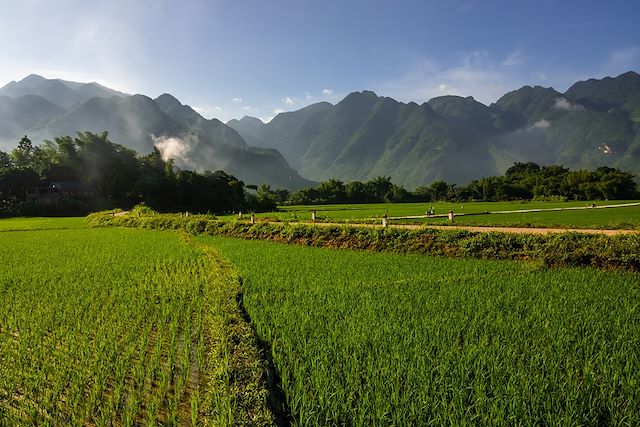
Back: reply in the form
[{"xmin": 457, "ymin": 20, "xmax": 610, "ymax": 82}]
[{"xmin": 87, "ymin": 212, "xmax": 640, "ymax": 272}]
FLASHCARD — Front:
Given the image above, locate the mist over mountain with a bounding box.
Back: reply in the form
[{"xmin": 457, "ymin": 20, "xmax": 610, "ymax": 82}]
[
  {"xmin": 0, "ymin": 74, "xmax": 126, "ymax": 108},
  {"xmin": 229, "ymin": 71, "xmax": 640, "ymax": 188},
  {"xmin": 1, "ymin": 72, "xmax": 639, "ymax": 190},
  {"xmin": 0, "ymin": 75, "xmax": 310, "ymax": 189}
]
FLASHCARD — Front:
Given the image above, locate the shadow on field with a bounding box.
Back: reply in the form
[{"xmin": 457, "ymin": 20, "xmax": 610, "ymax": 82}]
[{"xmin": 236, "ymin": 281, "xmax": 294, "ymax": 427}]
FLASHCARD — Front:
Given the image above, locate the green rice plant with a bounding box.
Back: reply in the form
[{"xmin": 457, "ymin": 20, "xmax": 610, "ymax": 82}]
[
  {"xmin": 90, "ymin": 212, "xmax": 640, "ymax": 271},
  {"xmin": 0, "ymin": 223, "xmax": 272, "ymax": 426},
  {"xmin": 202, "ymin": 236, "xmax": 640, "ymax": 426}
]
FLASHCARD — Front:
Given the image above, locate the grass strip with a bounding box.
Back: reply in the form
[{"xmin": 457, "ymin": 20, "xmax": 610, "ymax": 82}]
[{"xmin": 87, "ymin": 212, "xmax": 640, "ymax": 271}]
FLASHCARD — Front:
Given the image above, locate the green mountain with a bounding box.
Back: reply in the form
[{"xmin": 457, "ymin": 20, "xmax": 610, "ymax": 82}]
[
  {"xmin": 0, "ymin": 74, "xmax": 126, "ymax": 108},
  {"xmin": 231, "ymin": 71, "xmax": 640, "ymax": 187},
  {"xmin": 0, "ymin": 76, "xmax": 310, "ymax": 189},
  {"xmin": 0, "ymin": 95, "xmax": 65, "ymax": 141}
]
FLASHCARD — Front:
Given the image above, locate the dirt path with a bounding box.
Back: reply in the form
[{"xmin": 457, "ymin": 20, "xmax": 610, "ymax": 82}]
[
  {"xmin": 292, "ymin": 221, "xmax": 639, "ymax": 235},
  {"xmin": 388, "ymin": 201, "xmax": 640, "ymax": 220}
]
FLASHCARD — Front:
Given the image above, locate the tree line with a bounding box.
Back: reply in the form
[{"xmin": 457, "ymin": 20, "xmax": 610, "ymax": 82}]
[
  {"xmin": 1, "ymin": 132, "xmax": 637, "ymax": 217},
  {"xmin": 0, "ymin": 132, "xmax": 276, "ymax": 216},
  {"xmin": 261, "ymin": 162, "xmax": 638, "ymax": 205}
]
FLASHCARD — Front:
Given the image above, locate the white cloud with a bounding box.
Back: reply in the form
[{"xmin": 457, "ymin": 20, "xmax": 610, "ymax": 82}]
[
  {"xmin": 533, "ymin": 72, "xmax": 547, "ymax": 81},
  {"xmin": 375, "ymin": 50, "xmax": 536, "ymax": 105},
  {"xmin": 527, "ymin": 119, "xmax": 550, "ymax": 131},
  {"xmin": 438, "ymin": 83, "xmax": 460, "ymax": 95},
  {"xmin": 553, "ymin": 97, "xmax": 584, "ymax": 111},
  {"xmin": 501, "ymin": 49, "xmax": 524, "ymax": 67},
  {"xmin": 193, "ymin": 105, "xmax": 222, "ymax": 118},
  {"xmin": 262, "ymin": 108, "xmax": 286, "ymax": 123},
  {"xmin": 322, "ymin": 88, "xmax": 334, "ymax": 96},
  {"xmin": 305, "ymin": 91, "xmax": 313, "ymax": 100},
  {"xmin": 232, "ymin": 97, "xmax": 243, "ymax": 103},
  {"xmin": 242, "ymin": 105, "xmax": 255, "ymax": 112},
  {"xmin": 283, "ymin": 96, "xmax": 295, "ymax": 105},
  {"xmin": 606, "ymin": 46, "xmax": 640, "ymax": 73},
  {"xmin": 153, "ymin": 135, "xmax": 198, "ymax": 169}
]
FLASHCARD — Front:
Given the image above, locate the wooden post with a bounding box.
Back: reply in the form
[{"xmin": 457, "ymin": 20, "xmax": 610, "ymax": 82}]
[
  {"xmin": 251, "ymin": 213, "xmax": 256, "ymax": 224},
  {"xmin": 382, "ymin": 214, "xmax": 388, "ymax": 227},
  {"xmin": 238, "ymin": 211, "xmax": 242, "ymax": 219},
  {"xmin": 311, "ymin": 210, "xmax": 316, "ymax": 222},
  {"xmin": 448, "ymin": 210, "xmax": 454, "ymax": 222}
]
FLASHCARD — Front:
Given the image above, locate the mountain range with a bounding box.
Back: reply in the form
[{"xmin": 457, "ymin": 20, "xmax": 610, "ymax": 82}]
[
  {"xmin": 0, "ymin": 75, "xmax": 310, "ymax": 188},
  {"xmin": 229, "ymin": 71, "xmax": 640, "ymax": 187},
  {"xmin": 1, "ymin": 72, "xmax": 639, "ymax": 189}
]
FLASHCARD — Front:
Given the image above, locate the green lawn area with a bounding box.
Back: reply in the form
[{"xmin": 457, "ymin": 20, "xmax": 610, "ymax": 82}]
[{"xmin": 202, "ymin": 235, "xmax": 640, "ymax": 426}]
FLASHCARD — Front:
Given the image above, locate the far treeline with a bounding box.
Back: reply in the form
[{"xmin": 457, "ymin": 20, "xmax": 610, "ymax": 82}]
[
  {"xmin": 274, "ymin": 163, "xmax": 638, "ymax": 206},
  {"xmin": 0, "ymin": 132, "xmax": 276, "ymax": 216},
  {"xmin": 0, "ymin": 131, "xmax": 637, "ymax": 216}
]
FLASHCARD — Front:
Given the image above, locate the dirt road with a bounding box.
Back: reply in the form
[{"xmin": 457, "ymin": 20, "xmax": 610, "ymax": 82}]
[{"xmin": 294, "ymin": 221, "xmax": 639, "ymax": 236}]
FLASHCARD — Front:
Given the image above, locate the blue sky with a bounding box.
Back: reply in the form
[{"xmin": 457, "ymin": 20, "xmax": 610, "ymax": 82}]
[{"xmin": 1, "ymin": 0, "xmax": 639, "ymax": 122}]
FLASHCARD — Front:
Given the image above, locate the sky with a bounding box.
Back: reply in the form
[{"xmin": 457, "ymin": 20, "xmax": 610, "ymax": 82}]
[{"xmin": 1, "ymin": 0, "xmax": 639, "ymax": 122}]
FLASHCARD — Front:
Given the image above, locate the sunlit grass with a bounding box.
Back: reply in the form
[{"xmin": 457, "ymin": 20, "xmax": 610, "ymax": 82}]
[
  {"xmin": 204, "ymin": 236, "xmax": 640, "ymax": 425},
  {"xmin": 0, "ymin": 216, "xmax": 86, "ymax": 231},
  {"xmin": 0, "ymin": 227, "xmax": 271, "ymax": 426},
  {"xmin": 217, "ymin": 200, "xmax": 640, "ymax": 229}
]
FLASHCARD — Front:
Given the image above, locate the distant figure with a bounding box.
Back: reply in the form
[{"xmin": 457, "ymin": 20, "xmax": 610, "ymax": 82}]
[
  {"xmin": 448, "ymin": 210, "xmax": 454, "ymax": 222},
  {"xmin": 591, "ymin": 203, "xmax": 596, "ymax": 208}
]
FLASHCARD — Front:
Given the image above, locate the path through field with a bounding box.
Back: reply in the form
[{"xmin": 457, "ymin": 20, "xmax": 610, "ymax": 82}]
[
  {"xmin": 387, "ymin": 201, "xmax": 640, "ymax": 220},
  {"xmin": 291, "ymin": 220, "xmax": 640, "ymax": 235}
]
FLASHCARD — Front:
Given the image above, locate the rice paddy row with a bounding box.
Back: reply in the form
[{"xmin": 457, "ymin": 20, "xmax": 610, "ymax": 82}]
[
  {"xmin": 219, "ymin": 200, "xmax": 640, "ymax": 229},
  {"xmin": 0, "ymin": 226, "xmax": 271, "ymax": 426},
  {"xmin": 202, "ymin": 236, "xmax": 640, "ymax": 426}
]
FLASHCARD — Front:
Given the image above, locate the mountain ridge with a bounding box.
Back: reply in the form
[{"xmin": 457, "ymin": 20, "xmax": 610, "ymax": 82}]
[
  {"xmin": 0, "ymin": 75, "xmax": 310, "ymax": 189},
  {"xmin": 229, "ymin": 71, "xmax": 640, "ymax": 187}
]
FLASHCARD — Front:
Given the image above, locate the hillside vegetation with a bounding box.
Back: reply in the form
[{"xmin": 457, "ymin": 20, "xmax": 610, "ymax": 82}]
[
  {"xmin": 0, "ymin": 75, "xmax": 309, "ymax": 188},
  {"xmin": 229, "ymin": 71, "xmax": 640, "ymax": 187}
]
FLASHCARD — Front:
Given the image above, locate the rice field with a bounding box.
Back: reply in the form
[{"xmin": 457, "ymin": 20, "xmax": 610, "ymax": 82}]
[
  {"xmin": 202, "ymin": 236, "xmax": 640, "ymax": 426},
  {"xmin": 218, "ymin": 200, "xmax": 640, "ymax": 229},
  {"xmin": 0, "ymin": 216, "xmax": 85, "ymax": 231},
  {"xmin": 0, "ymin": 225, "xmax": 271, "ymax": 426}
]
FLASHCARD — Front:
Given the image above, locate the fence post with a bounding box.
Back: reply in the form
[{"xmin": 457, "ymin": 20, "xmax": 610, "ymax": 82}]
[
  {"xmin": 382, "ymin": 214, "xmax": 388, "ymax": 227},
  {"xmin": 251, "ymin": 213, "xmax": 256, "ymax": 224},
  {"xmin": 311, "ymin": 210, "xmax": 316, "ymax": 222},
  {"xmin": 448, "ymin": 210, "xmax": 454, "ymax": 222},
  {"xmin": 238, "ymin": 211, "xmax": 242, "ymax": 219}
]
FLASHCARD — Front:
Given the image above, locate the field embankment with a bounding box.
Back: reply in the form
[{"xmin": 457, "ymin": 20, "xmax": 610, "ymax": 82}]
[{"xmin": 87, "ymin": 212, "xmax": 640, "ymax": 271}]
